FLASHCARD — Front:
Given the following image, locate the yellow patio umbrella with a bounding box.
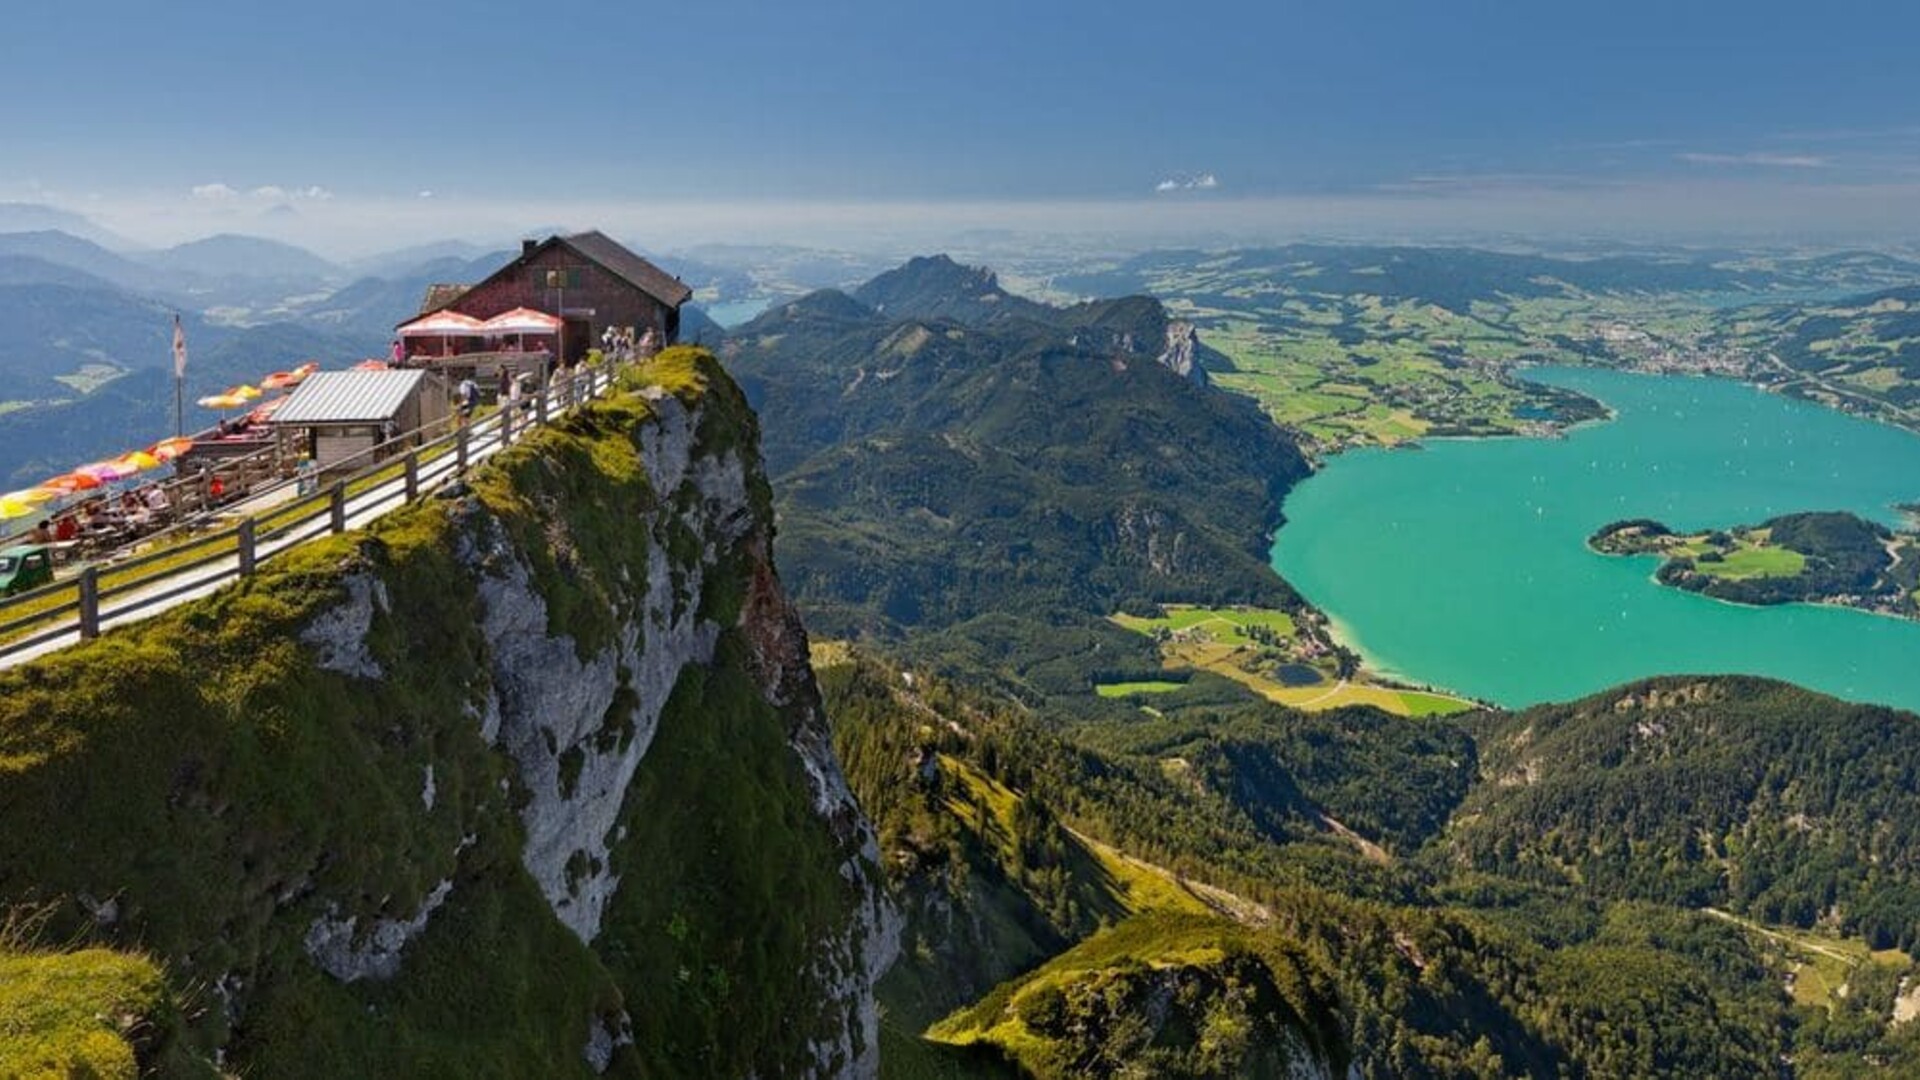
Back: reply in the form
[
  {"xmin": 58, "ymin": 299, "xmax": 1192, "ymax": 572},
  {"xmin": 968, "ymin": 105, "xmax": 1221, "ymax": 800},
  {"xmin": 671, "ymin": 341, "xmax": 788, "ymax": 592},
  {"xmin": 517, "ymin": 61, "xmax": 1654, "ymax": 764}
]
[
  {"xmin": 0, "ymin": 489, "xmax": 55, "ymax": 519},
  {"xmin": 198, "ymin": 392, "xmax": 251, "ymax": 410},
  {"xmin": 114, "ymin": 450, "xmax": 162, "ymax": 473}
]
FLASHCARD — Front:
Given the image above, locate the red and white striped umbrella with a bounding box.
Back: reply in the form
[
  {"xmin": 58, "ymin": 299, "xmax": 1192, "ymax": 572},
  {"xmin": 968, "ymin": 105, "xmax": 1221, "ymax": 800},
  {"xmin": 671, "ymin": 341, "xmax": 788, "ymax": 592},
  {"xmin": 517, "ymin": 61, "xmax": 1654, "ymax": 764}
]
[{"xmin": 397, "ymin": 310, "xmax": 488, "ymax": 337}]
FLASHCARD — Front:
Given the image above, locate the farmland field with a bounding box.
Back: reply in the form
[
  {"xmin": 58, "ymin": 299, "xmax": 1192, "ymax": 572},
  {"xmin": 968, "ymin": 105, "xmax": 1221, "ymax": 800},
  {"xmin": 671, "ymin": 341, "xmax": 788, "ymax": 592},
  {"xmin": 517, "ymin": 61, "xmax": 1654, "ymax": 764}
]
[{"xmin": 1106, "ymin": 604, "xmax": 1472, "ymax": 717}]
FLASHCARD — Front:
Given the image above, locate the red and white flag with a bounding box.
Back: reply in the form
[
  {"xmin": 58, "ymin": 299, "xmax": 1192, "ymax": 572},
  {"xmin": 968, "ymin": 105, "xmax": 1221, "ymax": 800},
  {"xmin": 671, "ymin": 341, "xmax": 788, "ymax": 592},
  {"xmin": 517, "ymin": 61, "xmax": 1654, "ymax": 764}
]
[{"xmin": 172, "ymin": 315, "xmax": 187, "ymax": 378}]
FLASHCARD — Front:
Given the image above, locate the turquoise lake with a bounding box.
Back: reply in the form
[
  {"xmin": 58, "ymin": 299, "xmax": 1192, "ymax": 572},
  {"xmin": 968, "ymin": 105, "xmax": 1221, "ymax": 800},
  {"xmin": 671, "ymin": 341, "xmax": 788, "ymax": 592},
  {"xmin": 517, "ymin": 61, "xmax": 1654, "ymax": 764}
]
[{"xmin": 1270, "ymin": 367, "xmax": 1920, "ymax": 713}]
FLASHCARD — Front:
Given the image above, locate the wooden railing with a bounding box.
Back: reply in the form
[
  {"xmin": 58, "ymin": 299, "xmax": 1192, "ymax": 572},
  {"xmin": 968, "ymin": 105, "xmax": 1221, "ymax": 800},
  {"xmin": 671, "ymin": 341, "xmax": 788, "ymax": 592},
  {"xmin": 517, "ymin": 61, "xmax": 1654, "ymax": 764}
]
[{"xmin": 0, "ymin": 362, "xmax": 622, "ymax": 667}]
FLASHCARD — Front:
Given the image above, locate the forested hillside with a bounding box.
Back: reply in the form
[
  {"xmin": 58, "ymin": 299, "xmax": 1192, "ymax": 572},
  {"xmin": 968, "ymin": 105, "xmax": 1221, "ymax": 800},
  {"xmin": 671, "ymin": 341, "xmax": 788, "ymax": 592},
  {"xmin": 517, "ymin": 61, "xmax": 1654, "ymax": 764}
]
[
  {"xmin": 821, "ymin": 647, "xmax": 1920, "ymax": 1077},
  {"xmin": 723, "ymin": 261, "xmax": 1307, "ymax": 685},
  {"xmin": 1447, "ymin": 676, "xmax": 1920, "ymax": 947}
]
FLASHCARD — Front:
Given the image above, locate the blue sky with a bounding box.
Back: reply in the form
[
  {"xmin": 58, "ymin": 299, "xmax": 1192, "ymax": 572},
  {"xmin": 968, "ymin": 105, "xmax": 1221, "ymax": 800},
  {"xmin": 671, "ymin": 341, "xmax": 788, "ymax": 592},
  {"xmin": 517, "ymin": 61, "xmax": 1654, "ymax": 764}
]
[{"xmin": 5, "ymin": 0, "xmax": 1920, "ymax": 252}]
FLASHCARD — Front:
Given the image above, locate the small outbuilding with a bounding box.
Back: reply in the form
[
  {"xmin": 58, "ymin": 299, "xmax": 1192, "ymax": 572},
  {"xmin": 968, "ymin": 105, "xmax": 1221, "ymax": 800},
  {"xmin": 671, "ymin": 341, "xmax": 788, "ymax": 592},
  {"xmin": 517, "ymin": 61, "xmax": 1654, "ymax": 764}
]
[{"xmin": 268, "ymin": 369, "xmax": 450, "ymax": 469}]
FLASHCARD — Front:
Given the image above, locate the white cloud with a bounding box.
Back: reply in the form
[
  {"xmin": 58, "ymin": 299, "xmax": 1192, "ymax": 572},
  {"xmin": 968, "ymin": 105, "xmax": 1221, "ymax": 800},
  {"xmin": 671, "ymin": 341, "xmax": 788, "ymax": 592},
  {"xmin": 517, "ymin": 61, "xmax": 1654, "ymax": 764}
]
[
  {"xmin": 250, "ymin": 184, "xmax": 333, "ymax": 201},
  {"xmin": 191, "ymin": 182, "xmax": 239, "ymax": 200},
  {"xmin": 1677, "ymin": 152, "xmax": 1829, "ymax": 169},
  {"xmin": 417, "ymin": 190, "xmax": 435, "ymax": 199},
  {"xmin": 1155, "ymin": 172, "xmax": 1221, "ymax": 193}
]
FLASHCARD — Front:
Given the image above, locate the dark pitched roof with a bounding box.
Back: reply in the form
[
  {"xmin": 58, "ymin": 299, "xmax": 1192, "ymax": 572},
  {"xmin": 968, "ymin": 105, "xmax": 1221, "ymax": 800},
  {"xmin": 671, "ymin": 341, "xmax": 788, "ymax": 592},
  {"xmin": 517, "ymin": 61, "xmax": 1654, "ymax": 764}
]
[
  {"xmin": 560, "ymin": 230, "xmax": 692, "ymax": 308},
  {"xmin": 409, "ymin": 232, "xmax": 690, "ymax": 327},
  {"xmin": 419, "ymin": 283, "xmax": 470, "ymax": 313}
]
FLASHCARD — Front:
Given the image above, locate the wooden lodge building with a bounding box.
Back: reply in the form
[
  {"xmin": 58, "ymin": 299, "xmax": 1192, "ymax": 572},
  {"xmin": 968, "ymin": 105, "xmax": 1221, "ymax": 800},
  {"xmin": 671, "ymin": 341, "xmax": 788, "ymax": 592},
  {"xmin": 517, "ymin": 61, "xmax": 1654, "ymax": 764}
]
[{"xmin": 398, "ymin": 231, "xmax": 692, "ymax": 382}]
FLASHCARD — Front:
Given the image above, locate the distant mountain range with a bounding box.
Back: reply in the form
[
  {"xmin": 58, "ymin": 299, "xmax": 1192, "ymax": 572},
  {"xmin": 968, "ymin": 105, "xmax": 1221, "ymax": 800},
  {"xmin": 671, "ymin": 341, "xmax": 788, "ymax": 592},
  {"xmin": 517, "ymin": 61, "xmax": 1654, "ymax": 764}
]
[
  {"xmin": 1061, "ymin": 245, "xmax": 1920, "ymax": 310},
  {"xmin": 0, "ymin": 202, "xmax": 132, "ymax": 248},
  {"xmin": 129, "ymin": 232, "xmax": 341, "ymax": 283},
  {"xmin": 0, "ymin": 232, "xmax": 180, "ymax": 295},
  {"xmin": 0, "ymin": 232, "xmax": 392, "ymax": 482}
]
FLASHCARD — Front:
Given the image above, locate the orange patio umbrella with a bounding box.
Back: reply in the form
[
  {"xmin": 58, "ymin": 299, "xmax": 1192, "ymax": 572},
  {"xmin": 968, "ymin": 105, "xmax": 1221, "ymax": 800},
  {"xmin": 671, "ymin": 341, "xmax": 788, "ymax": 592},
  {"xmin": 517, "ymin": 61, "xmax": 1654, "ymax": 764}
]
[
  {"xmin": 148, "ymin": 437, "xmax": 193, "ymax": 462},
  {"xmin": 262, "ymin": 361, "xmax": 320, "ymax": 390},
  {"xmin": 40, "ymin": 472, "xmax": 102, "ymax": 495}
]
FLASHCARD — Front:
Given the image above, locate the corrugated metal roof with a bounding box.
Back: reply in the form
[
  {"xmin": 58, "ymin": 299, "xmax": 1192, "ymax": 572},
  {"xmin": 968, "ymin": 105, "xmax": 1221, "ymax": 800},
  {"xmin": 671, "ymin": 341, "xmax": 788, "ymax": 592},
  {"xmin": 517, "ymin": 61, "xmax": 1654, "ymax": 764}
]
[{"xmin": 269, "ymin": 370, "xmax": 428, "ymax": 425}]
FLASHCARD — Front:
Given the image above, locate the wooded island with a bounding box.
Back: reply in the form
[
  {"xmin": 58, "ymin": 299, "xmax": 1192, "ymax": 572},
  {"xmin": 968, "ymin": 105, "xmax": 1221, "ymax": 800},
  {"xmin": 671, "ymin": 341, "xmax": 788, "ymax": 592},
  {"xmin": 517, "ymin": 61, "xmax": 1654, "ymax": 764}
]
[{"xmin": 1590, "ymin": 510, "xmax": 1920, "ymax": 618}]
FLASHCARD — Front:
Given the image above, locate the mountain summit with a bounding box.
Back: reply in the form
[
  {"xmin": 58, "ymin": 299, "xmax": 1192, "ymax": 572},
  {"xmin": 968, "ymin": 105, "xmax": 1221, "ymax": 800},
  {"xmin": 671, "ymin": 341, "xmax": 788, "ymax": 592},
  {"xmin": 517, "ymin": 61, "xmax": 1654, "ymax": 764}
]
[{"xmin": 852, "ymin": 254, "xmax": 1044, "ymax": 324}]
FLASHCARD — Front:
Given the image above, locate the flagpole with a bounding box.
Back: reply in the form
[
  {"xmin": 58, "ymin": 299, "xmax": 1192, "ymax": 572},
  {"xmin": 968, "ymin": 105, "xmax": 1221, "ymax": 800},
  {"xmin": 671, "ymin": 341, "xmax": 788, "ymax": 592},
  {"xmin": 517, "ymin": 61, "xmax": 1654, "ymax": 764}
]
[{"xmin": 171, "ymin": 315, "xmax": 187, "ymax": 437}]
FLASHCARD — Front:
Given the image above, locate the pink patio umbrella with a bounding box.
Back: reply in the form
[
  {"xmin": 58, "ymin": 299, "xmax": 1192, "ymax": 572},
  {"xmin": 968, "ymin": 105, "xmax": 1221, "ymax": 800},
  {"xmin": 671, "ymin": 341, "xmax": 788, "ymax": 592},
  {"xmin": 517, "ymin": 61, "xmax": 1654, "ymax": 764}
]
[
  {"xmin": 398, "ymin": 309, "xmax": 488, "ymax": 359},
  {"xmin": 481, "ymin": 307, "xmax": 563, "ymax": 356},
  {"xmin": 75, "ymin": 460, "xmax": 137, "ymax": 483}
]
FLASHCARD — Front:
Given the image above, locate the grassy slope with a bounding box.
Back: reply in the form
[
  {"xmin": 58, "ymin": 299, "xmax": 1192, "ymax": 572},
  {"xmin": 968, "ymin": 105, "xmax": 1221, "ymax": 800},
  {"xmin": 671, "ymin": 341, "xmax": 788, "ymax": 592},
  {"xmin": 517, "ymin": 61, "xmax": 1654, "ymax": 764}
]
[
  {"xmin": 927, "ymin": 913, "xmax": 1346, "ymax": 1080},
  {"xmin": 0, "ymin": 946, "xmax": 207, "ymax": 1079}
]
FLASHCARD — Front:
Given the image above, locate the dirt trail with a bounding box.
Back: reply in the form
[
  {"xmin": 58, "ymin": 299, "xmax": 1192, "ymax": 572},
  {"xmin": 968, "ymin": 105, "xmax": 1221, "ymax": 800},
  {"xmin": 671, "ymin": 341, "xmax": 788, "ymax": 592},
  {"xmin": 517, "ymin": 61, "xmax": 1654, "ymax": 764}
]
[
  {"xmin": 1318, "ymin": 812, "xmax": 1391, "ymax": 864},
  {"xmin": 1703, "ymin": 908, "xmax": 1857, "ymax": 964}
]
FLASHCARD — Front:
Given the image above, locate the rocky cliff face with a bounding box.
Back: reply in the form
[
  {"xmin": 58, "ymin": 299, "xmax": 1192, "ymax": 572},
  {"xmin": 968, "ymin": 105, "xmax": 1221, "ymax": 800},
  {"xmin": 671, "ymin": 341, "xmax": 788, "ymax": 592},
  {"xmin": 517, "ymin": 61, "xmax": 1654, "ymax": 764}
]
[
  {"xmin": 0, "ymin": 347, "xmax": 895, "ymax": 1078},
  {"xmin": 1155, "ymin": 320, "xmax": 1212, "ymax": 386}
]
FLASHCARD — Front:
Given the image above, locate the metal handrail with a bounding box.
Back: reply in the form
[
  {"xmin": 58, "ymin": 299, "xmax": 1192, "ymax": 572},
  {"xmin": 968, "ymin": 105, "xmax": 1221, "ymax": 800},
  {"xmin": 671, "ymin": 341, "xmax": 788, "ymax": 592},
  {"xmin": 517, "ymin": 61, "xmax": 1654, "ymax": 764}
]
[{"xmin": 0, "ymin": 360, "xmax": 622, "ymax": 663}]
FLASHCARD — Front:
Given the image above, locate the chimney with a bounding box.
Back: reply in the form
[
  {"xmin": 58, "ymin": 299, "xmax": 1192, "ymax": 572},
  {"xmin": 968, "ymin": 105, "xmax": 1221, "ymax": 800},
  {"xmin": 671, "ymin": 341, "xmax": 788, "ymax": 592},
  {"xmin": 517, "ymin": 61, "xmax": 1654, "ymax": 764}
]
[{"xmin": 522, "ymin": 238, "xmax": 539, "ymax": 259}]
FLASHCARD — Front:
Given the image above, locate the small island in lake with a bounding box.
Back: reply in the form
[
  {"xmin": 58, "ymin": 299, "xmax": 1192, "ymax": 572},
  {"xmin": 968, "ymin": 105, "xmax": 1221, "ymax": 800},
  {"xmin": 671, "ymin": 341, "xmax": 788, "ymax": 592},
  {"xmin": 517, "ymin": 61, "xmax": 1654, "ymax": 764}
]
[{"xmin": 1590, "ymin": 510, "xmax": 1920, "ymax": 619}]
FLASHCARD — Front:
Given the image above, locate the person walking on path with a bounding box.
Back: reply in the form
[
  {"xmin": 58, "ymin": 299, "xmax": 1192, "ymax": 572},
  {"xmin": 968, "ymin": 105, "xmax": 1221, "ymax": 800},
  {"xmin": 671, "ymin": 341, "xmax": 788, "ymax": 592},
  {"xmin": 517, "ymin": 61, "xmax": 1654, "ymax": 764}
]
[{"xmin": 456, "ymin": 376, "xmax": 479, "ymax": 424}]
